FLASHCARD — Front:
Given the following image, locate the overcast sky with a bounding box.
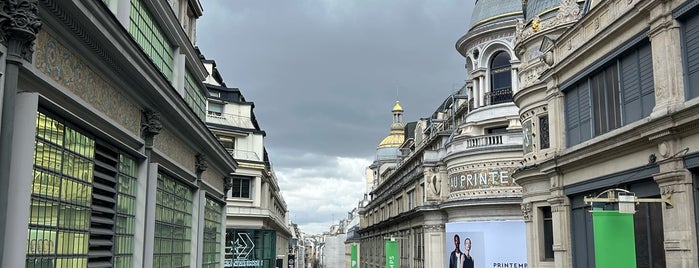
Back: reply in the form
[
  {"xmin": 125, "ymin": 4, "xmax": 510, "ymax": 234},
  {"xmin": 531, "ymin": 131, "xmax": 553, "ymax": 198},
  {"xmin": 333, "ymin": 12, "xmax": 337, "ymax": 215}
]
[{"xmin": 196, "ymin": 0, "xmax": 473, "ymax": 234}]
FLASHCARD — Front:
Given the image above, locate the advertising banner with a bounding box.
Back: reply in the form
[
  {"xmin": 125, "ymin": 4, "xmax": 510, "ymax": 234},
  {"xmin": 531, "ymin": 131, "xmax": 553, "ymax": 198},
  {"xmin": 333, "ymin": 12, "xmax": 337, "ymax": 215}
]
[
  {"xmin": 592, "ymin": 211, "xmax": 636, "ymax": 268},
  {"xmin": 385, "ymin": 240, "xmax": 398, "ymax": 268},
  {"xmin": 445, "ymin": 221, "xmax": 526, "ymax": 268},
  {"xmin": 350, "ymin": 244, "xmax": 358, "ymax": 268}
]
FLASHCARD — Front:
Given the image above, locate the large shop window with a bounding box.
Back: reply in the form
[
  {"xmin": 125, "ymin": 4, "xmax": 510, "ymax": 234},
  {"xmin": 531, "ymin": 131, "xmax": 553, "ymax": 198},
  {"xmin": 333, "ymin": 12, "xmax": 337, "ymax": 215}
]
[
  {"xmin": 683, "ymin": 11, "xmax": 699, "ymax": 99},
  {"xmin": 231, "ymin": 177, "xmax": 252, "ymax": 199},
  {"xmin": 225, "ymin": 229, "xmax": 276, "ymax": 268},
  {"xmin": 202, "ymin": 198, "xmax": 223, "ymax": 268},
  {"xmin": 565, "ymin": 41, "xmax": 655, "ymax": 146},
  {"xmin": 489, "ymin": 51, "xmax": 513, "ymax": 105},
  {"xmin": 154, "ymin": 173, "xmax": 193, "ymax": 268},
  {"xmin": 27, "ymin": 111, "xmax": 136, "ymax": 268},
  {"xmin": 569, "ymin": 179, "xmax": 665, "ymax": 268}
]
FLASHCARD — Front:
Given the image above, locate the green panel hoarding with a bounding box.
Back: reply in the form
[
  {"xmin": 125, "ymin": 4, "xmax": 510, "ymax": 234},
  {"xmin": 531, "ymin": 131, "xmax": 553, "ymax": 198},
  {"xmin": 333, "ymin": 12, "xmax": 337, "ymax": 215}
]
[
  {"xmin": 592, "ymin": 210, "xmax": 636, "ymax": 268},
  {"xmin": 351, "ymin": 244, "xmax": 358, "ymax": 268},
  {"xmin": 385, "ymin": 240, "xmax": 398, "ymax": 268}
]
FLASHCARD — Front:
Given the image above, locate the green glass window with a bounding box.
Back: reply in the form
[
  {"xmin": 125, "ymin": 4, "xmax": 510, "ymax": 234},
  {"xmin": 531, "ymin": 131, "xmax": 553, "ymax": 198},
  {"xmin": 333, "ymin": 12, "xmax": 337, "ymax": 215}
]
[
  {"xmin": 185, "ymin": 71, "xmax": 206, "ymax": 120},
  {"xmin": 115, "ymin": 155, "xmax": 138, "ymax": 268},
  {"xmin": 129, "ymin": 0, "xmax": 174, "ymax": 80},
  {"xmin": 155, "ymin": 173, "xmax": 193, "ymax": 268},
  {"xmin": 27, "ymin": 112, "xmax": 95, "ymax": 268},
  {"xmin": 202, "ymin": 198, "xmax": 223, "ymax": 268},
  {"xmin": 27, "ymin": 112, "xmax": 140, "ymax": 268}
]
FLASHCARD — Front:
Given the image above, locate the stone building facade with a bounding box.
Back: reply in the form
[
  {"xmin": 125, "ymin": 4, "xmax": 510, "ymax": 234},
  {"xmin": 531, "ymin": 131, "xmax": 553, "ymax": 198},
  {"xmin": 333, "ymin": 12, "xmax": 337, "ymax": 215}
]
[
  {"xmin": 203, "ymin": 57, "xmax": 292, "ymax": 268},
  {"xmin": 0, "ymin": 0, "xmax": 238, "ymax": 267},
  {"xmin": 514, "ymin": 0, "xmax": 699, "ymax": 267}
]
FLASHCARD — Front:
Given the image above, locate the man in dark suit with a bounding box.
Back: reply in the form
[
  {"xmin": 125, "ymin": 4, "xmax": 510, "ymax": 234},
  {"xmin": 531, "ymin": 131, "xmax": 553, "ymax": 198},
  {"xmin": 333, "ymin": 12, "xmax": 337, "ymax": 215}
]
[
  {"xmin": 449, "ymin": 234, "xmax": 462, "ymax": 268},
  {"xmin": 462, "ymin": 237, "xmax": 474, "ymax": 268}
]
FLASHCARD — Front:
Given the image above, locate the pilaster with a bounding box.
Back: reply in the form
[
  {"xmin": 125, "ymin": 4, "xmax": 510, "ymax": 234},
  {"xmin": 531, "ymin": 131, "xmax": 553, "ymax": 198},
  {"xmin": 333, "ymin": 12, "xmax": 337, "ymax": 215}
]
[
  {"xmin": 653, "ymin": 160, "xmax": 698, "ymax": 267},
  {"xmin": 423, "ymin": 223, "xmax": 445, "ymax": 268},
  {"xmin": 0, "ymin": 1, "xmax": 41, "ymax": 266},
  {"xmin": 648, "ymin": 2, "xmax": 685, "ymax": 115},
  {"xmin": 141, "ymin": 109, "xmax": 162, "ymax": 268},
  {"xmin": 548, "ymin": 178, "xmax": 572, "ymax": 268}
]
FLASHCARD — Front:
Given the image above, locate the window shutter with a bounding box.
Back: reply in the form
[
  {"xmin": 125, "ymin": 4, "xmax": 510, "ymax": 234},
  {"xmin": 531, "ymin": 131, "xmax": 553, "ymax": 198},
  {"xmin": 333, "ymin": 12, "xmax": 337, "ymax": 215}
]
[
  {"xmin": 578, "ymin": 82, "xmax": 592, "ymax": 143},
  {"xmin": 621, "ymin": 49, "xmax": 642, "ymax": 123},
  {"xmin": 566, "ymin": 85, "xmax": 581, "ymax": 146},
  {"xmin": 638, "ymin": 43, "xmax": 655, "ymax": 117},
  {"xmin": 685, "ymin": 13, "xmax": 699, "ymax": 99}
]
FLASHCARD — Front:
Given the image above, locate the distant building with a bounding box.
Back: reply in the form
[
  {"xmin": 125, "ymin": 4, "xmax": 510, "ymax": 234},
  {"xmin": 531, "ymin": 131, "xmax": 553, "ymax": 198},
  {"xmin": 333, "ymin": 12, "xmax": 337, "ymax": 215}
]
[
  {"xmin": 358, "ymin": 0, "xmax": 525, "ymax": 266},
  {"xmin": 203, "ymin": 57, "xmax": 292, "ymax": 268}
]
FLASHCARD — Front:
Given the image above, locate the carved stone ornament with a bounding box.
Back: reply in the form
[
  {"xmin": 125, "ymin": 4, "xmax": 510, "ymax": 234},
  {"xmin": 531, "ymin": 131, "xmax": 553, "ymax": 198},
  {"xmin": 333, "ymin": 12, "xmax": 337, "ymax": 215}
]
[
  {"xmin": 0, "ymin": 0, "xmax": 42, "ymax": 61},
  {"xmin": 223, "ymin": 176, "xmax": 233, "ymax": 196},
  {"xmin": 521, "ymin": 203, "xmax": 533, "ymax": 221},
  {"xmin": 141, "ymin": 110, "xmax": 163, "ymax": 137},
  {"xmin": 556, "ymin": 0, "xmax": 582, "ymax": 22},
  {"xmin": 195, "ymin": 153, "xmax": 209, "ymax": 173}
]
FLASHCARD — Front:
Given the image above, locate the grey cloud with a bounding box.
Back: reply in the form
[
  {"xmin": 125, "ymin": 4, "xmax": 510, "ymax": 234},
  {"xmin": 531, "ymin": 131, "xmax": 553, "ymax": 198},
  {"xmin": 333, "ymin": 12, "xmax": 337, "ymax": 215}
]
[{"xmin": 197, "ymin": 0, "xmax": 473, "ymax": 232}]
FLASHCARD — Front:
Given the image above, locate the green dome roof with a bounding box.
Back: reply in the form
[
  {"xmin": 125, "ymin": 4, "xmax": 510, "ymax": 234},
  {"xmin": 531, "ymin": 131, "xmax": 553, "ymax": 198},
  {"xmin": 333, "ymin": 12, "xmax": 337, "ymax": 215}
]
[{"xmin": 469, "ymin": 0, "xmax": 523, "ymax": 29}]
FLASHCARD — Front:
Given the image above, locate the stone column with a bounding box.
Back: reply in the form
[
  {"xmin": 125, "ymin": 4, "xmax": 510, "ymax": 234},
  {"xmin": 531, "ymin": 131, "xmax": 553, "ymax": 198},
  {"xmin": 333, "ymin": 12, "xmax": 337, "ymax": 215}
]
[
  {"xmin": 545, "ymin": 84, "xmax": 565, "ymax": 150},
  {"xmin": 653, "ymin": 140, "xmax": 698, "ymax": 267},
  {"xmin": 0, "ymin": 1, "xmax": 41, "ymax": 266},
  {"xmin": 0, "ymin": 93, "xmax": 38, "ymax": 267},
  {"xmin": 473, "ymin": 77, "xmax": 481, "ymax": 108},
  {"xmin": 423, "ymin": 224, "xmax": 445, "ymax": 268},
  {"xmin": 520, "ymin": 202, "xmax": 536, "ymax": 265},
  {"xmin": 141, "ymin": 110, "xmax": 163, "ymax": 268},
  {"xmin": 549, "ymin": 172, "xmax": 572, "ymax": 268},
  {"xmin": 511, "ymin": 66, "xmax": 519, "ymax": 95},
  {"xmin": 194, "ymin": 154, "xmax": 208, "ymax": 268},
  {"xmin": 648, "ymin": 3, "xmax": 685, "ymax": 115}
]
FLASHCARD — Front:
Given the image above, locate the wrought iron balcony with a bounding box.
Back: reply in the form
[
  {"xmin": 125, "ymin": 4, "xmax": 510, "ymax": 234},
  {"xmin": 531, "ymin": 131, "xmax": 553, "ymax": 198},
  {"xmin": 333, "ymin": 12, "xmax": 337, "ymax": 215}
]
[{"xmin": 484, "ymin": 88, "xmax": 513, "ymax": 105}]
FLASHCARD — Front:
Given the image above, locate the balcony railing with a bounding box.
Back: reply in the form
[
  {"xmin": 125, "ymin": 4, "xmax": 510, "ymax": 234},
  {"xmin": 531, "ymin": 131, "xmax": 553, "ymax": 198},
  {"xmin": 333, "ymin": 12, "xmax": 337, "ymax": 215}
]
[
  {"xmin": 206, "ymin": 111, "xmax": 255, "ymax": 129},
  {"xmin": 446, "ymin": 132, "xmax": 523, "ymax": 155},
  {"xmin": 484, "ymin": 88, "xmax": 513, "ymax": 105},
  {"xmin": 226, "ymin": 149, "xmax": 261, "ymax": 161}
]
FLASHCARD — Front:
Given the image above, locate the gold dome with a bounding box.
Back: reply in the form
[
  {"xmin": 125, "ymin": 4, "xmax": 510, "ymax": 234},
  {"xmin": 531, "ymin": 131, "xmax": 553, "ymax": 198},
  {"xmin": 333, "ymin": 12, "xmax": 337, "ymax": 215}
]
[
  {"xmin": 392, "ymin": 101, "xmax": 403, "ymax": 112},
  {"xmin": 378, "ymin": 129, "xmax": 404, "ymax": 149}
]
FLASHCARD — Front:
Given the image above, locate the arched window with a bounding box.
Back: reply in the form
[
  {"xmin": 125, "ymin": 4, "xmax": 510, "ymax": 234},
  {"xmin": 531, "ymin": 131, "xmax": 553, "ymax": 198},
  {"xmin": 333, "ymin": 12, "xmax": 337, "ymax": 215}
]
[{"xmin": 489, "ymin": 51, "xmax": 513, "ymax": 104}]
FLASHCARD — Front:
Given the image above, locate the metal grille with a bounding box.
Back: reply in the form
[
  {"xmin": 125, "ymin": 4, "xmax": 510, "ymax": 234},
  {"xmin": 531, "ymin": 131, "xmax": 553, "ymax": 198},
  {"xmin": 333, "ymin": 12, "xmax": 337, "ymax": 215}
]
[
  {"xmin": 88, "ymin": 143, "xmax": 119, "ymax": 268},
  {"xmin": 540, "ymin": 114, "xmax": 550, "ymax": 149}
]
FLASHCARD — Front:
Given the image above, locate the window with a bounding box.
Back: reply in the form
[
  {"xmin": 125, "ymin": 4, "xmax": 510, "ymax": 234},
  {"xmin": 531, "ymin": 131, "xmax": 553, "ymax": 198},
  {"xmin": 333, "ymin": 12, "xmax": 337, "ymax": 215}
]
[
  {"xmin": 185, "ymin": 71, "xmax": 206, "ymax": 120},
  {"xmin": 115, "ymin": 155, "xmax": 138, "ymax": 268},
  {"xmin": 541, "ymin": 206, "xmax": 554, "ymax": 261},
  {"xmin": 486, "ymin": 126, "xmax": 508, "ymax": 134},
  {"xmin": 208, "ymin": 90, "xmax": 220, "ymax": 98},
  {"xmin": 231, "ymin": 177, "xmax": 251, "ymax": 199},
  {"xmin": 207, "ymin": 102, "xmax": 223, "ymax": 116},
  {"xmin": 155, "ymin": 173, "xmax": 193, "ymax": 268},
  {"xmin": 489, "ymin": 51, "xmax": 513, "ymax": 104},
  {"xmin": 539, "ymin": 115, "xmax": 550, "ymax": 149},
  {"xmin": 565, "ymin": 41, "xmax": 654, "ymax": 146},
  {"xmin": 407, "ymin": 190, "xmax": 415, "ymax": 209},
  {"xmin": 683, "ymin": 11, "xmax": 699, "ymax": 99},
  {"xmin": 27, "ymin": 111, "xmax": 135, "ymax": 268},
  {"xmin": 129, "ymin": 0, "xmax": 174, "ymax": 80},
  {"xmin": 202, "ymin": 198, "xmax": 223, "ymax": 268},
  {"xmin": 218, "ymin": 136, "xmax": 235, "ymax": 151},
  {"xmin": 396, "ymin": 197, "xmax": 403, "ymax": 214}
]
